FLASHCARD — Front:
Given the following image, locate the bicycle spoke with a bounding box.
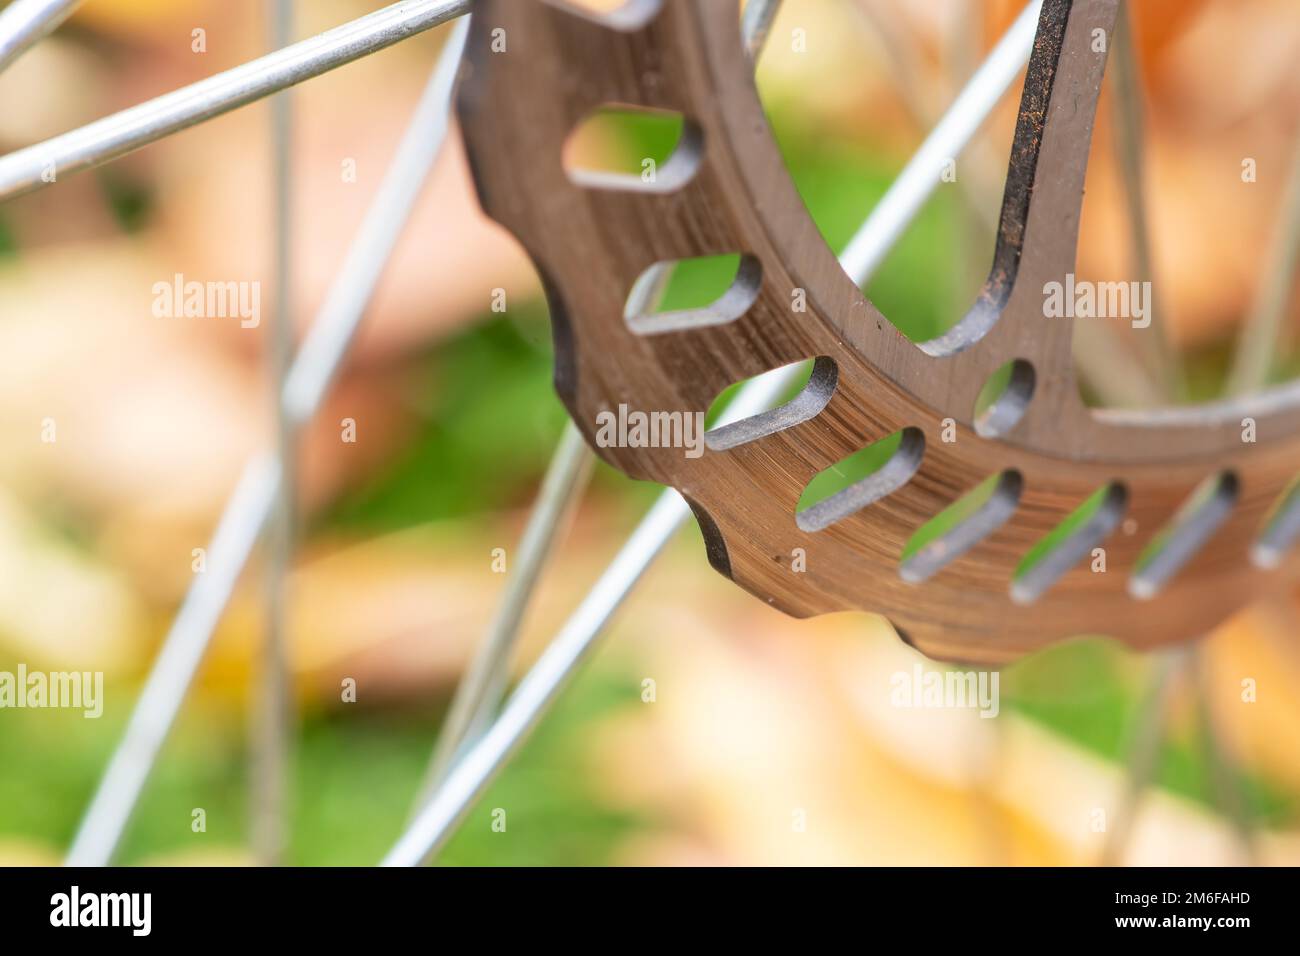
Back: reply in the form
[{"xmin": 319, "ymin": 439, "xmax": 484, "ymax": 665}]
[
  {"xmin": 852, "ymin": 0, "xmax": 1000, "ymax": 233},
  {"xmin": 741, "ymin": 0, "xmax": 782, "ymax": 61},
  {"xmin": 282, "ymin": 16, "xmax": 469, "ymax": 422},
  {"xmin": 1070, "ymin": 0, "xmax": 1165, "ymax": 410},
  {"xmin": 0, "ymin": 0, "xmax": 469, "ymax": 202},
  {"xmin": 1110, "ymin": 0, "xmax": 1184, "ymax": 400},
  {"xmin": 1063, "ymin": 3, "xmax": 1169, "ymax": 411},
  {"xmin": 0, "ymin": 0, "xmax": 81, "ymax": 74},
  {"xmin": 63, "ymin": 17, "xmax": 471, "ymax": 866},
  {"xmin": 1072, "ymin": 317, "xmax": 1166, "ymax": 408},
  {"xmin": 838, "ymin": 0, "xmax": 1041, "ymax": 283},
  {"xmin": 1225, "ymin": 130, "xmax": 1300, "ymax": 395},
  {"xmin": 386, "ymin": 1, "xmax": 1047, "ymax": 865},
  {"xmin": 1104, "ymin": 644, "xmax": 1258, "ymax": 866},
  {"xmin": 1100, "ymin": 646, "xmax": 1189, "ymax": 866},
  {"xmin": 252, "ymin": 0, "xmax": 298, "ymax": 868},
  {"xmin": 65, "ymin": 457, "xmax": 281, "ymax": 866},
  {"xmin": 1189, "ymin": 649, "xmax": 1259, "ymax": 864}
]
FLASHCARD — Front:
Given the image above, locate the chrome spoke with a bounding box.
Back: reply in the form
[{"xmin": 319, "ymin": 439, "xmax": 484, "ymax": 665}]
[
  {"xmin": 741, "ymin": 0, "xmax": 782, "ymax": 61},
  {"xmin": 386, "ymin": 1, "xmax": 1046, "ymax": 866},
  {"xmin": 1072, "ymin": 319, "xmax": 1166, "ymax": 408},
  {"xmin": 1104, "ymin": 644, "xmax": 1259, "ymax": 866},
  {"xmin": 1110, "ymin": 0, "xmax": 1184, "ymax": 400},
  {"xmin": 282, "ymin": 15, "xmax": 469, "ymax": 423},
  {"xmin": 838, "ymin": 0, "xmax": 1041, "ymax": 283},
  {"xmin": 65, "ymin": 457, "xmax": 282, "ymax": 866},
  {"xmin": 1190, "ymin": 649, "xmax": 1259, "ymax": 864},
  {"xmin": 1068, "ymin": 0, "xmax": 1172, "ymax": 409},
  {"xmin": 1101, "ymin": 647, "xmax": 1189, "ymax": 866},
  {"xmin": 252, "ymin": 0, "xmax": 298, "ymax": 868},
  {"xmin": 0, "ymin": 0, "xmax": 82, "ymax": 74},
  {"xmin": 63, "ymin": 16, "xmax": 471, "ymax": 866},
  {"xmin": 851, "ymin": 0, "xmax": 1001, "ymax": 233},
  {"xmin": 0, "ymin": 0, "xmax": 470, "ymax": 202},
  {"xmin": 1226, "ymin": 130, "xmax": 1300, "ymax": 395}
]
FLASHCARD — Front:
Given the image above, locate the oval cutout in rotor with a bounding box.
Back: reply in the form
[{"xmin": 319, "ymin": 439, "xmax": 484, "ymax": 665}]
[
  {"xmin": 1011, "ymin": 483, "xmax": 1127, "ymax": 604},
  {"xmin": 624, "ymin": 253, "xmax": 762, "ymax": 335},
  {"xmin": 796, "ymin": 428, "xmax": 925, "ymax": 533},
  {"xmin": 1129, "ymin": 473, "xmax": 1238, "ymax": 600},
  {"xmin": 563, "ymin": 104, "xmax": 700, "ymax": 193},
  {"xmin": 544, "ymin": 0, "xmax": 662, "ymax": 31},
  {"xmin": 705, "ymin": 358, "xmax": 836, "ymax": 452},
  {"xmin": 1252, "ymin": 476, "xmax": 1300, "ymax": 570},
  {"xmin": 900, "ymin": 471, "xmax": 1023, "ymax": 583},
  {"xmin": 974, "ymin": 359, "xmax": 1035, "ymax": 438}
]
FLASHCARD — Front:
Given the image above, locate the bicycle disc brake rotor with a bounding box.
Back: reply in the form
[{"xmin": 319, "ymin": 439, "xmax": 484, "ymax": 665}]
[{"xmin": 455, "ymin": 0, "xmax": 1300, "ymax": 663}]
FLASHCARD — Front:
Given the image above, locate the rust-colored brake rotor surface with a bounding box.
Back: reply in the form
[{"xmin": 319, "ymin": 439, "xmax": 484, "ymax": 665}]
[{"xmin": 455, "ymin": 0, "xmax": 1300, "ymax": 663}]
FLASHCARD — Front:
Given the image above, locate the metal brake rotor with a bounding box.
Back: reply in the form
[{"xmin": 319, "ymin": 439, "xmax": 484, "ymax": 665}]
[{"xmin": 455, "ymin": 0, "xmax": 1300, "ymax": 663}]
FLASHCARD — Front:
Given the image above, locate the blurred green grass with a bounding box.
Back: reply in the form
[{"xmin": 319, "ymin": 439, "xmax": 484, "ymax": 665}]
[{"xmin": 0, "ymin": 658, "xmax": 646, "ymax": 865}]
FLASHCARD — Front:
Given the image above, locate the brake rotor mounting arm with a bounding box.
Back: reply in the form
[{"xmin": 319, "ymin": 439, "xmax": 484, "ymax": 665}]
[{"xmin": 455, "ymin": 0, "xmax": 1300, "ymax": 663}]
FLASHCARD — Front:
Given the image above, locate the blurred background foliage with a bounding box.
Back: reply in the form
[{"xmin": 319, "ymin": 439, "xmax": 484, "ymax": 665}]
[{"xmin": 0, "ymin": 0, "xmax": 1297, "ymax": 865}]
